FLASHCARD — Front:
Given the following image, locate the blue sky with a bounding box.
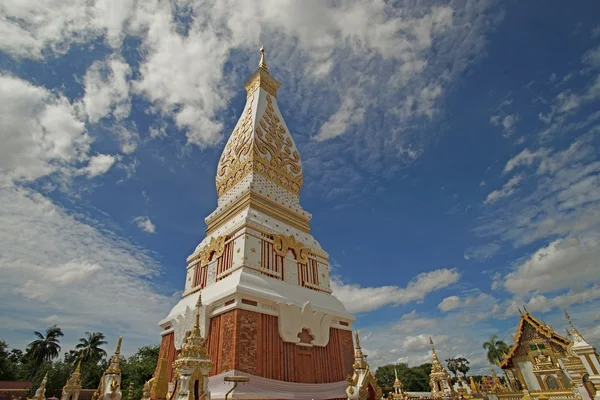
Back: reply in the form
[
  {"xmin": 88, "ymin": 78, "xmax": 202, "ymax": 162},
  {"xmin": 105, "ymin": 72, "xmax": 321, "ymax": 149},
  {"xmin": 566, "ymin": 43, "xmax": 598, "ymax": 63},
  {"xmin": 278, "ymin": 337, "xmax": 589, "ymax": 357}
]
[{"xmin": 1, "ymin": 0, "xmax": 600, "ymax": 374}]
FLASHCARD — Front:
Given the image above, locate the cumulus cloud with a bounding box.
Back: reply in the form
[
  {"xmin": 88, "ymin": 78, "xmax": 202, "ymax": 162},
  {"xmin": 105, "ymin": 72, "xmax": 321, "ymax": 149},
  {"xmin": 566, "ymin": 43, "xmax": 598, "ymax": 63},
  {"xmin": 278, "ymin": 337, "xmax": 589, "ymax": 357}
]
[
  {"xmin": 503, "ymin": 236, "xmax": 600, "ymax": 295},
  {"xmin": 0, "ymin": 184, "xmax": 175, "ymax": 350},
  {"xmin": 484, "ymin": 175, "xmax": 523, "ymax": 204},
  {"xmin": 438, "ymin": 296, "xmax": 461, "ymax": 312},
  {"xmin": 133, "ymin": 216, "xmax": 156, "ymax": 233},
  {"xmin": 83, "ymin": 154, "xmax": 117, "ymax": 177},
  {"xmin": 82, "ymin": 55, "xmax": 132, "ymax": 123},
  {"xmin": 0, "ymin": 74, "xmax": 90, "ymax": 183},
  {"xmin": 331, "ymin": 268, "xmax": 460, "ymax": 313}
]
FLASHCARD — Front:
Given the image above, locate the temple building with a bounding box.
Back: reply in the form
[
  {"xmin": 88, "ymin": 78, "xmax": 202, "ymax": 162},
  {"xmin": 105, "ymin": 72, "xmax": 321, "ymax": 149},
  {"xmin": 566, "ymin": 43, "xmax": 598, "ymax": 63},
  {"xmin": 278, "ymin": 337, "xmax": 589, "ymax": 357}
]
[
  {"xmin": 498, "ymin": 308, "xmax": 599, "ymax": 400},
  {"xmin": 428, "ymin": 338, "xmax": 455, "ymax": 400},
  {"xmin": 154, "ymin": 47, "xmax": 355, "ymax": 400}
]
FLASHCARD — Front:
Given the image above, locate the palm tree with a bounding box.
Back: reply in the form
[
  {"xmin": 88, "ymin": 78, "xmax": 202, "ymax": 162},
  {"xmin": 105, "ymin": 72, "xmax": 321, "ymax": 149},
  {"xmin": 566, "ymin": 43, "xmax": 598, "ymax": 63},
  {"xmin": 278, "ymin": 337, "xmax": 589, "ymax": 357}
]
[
  {"xmin": 26, "ymin": 325, "xmax": 64, "ymax": 375},
  {"xmin": 482, "ymin": 334, "xmax": 510, "ymax": 365},
  {"xmin": 75, "ymin": 332, "xmax": 107, "ymax": 364}
]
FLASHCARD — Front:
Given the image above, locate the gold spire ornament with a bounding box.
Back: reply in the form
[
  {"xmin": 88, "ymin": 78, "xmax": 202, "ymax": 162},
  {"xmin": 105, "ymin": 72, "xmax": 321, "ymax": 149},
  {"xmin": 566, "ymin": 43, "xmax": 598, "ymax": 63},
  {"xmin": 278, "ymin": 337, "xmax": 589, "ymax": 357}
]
[
  {"xmin": 564, "ymin": 309, "xmax": 584, "ymax": 342},
  {"xmin": 106, "ymin": 337, "xmax": 123, "ymax": 375},
  {"xmin": 259, "ymin": 46, "xmax": 269, "ymax": 73},
  {"xmin": 29, "ymin": 372, "xmax": 49, "ymax": 400}
]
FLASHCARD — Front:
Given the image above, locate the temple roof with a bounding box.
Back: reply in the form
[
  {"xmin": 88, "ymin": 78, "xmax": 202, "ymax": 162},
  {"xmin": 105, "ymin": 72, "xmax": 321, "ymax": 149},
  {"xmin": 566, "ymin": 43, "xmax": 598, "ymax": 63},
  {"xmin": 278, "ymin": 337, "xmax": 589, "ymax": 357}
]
[
  {"xmin": 499, "ymin": 308, "xmax": 570, "ymax": 368},
  {"xmin": 215, "ymin": 47, "xmax": 303, "ymax": 202}
]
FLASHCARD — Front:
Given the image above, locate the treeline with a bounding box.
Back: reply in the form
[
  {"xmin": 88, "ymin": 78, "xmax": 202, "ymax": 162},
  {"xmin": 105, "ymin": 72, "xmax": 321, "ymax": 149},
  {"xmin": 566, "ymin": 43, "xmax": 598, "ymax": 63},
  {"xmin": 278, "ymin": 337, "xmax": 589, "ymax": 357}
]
[{"xmin": 0, "ymin": 325, "xmax": 158, "ymax": 400}]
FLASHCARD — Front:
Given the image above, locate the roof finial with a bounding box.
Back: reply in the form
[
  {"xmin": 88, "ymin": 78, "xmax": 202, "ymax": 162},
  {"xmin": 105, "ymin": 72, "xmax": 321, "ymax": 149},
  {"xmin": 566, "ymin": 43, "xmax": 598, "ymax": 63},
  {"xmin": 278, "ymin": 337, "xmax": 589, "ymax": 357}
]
[
  {"xmin": 522, "ymin": 305, "xmax": 529, "ymax": 314},
  {"xmin": 354, "ymin": 331, "xmax": 361, "ymax": 348},
  {"xmin": 115, "ymin": 336, "xmax": 122, "ymax": 355},
  {"xmin": 564, "ymin": 309, "xmax": 584, "ymax": 342},
  {"xmin": 259, "ymin": 46, "xmax": 269, "ymax": 73}
]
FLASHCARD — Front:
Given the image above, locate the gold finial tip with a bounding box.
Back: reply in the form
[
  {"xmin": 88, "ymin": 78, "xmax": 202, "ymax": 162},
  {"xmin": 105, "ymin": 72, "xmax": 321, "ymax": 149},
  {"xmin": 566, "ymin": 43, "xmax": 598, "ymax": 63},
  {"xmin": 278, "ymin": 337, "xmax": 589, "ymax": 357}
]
[
  {"xmin": 258, "ymin": 45, "xmax": 269, "ymax": 72},
  {"xmin": 115, "ymin": 336, "xmax": 122, "ymax": 354}
]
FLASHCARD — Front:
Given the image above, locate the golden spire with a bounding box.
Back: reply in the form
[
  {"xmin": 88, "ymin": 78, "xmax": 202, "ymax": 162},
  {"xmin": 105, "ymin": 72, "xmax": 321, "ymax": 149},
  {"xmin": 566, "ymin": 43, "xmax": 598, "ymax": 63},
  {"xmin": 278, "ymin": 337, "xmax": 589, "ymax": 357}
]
[
  {"xmin": 115, "ymin": 336, "xmax": 122, "ymax": 355},
  {"xmin": 259, "ymin": 46, "xmax": 269, "ymax": 73},
  {"xmin": 564, "ymin": 309, "xmax": 584, "ymax": 342},
  {"xmin": 75, "ymin": 358, "xmax": 82, "ymax": 373},
  {"xmin": 430, "ymin": 337, "xmax": 439, "ymax": 360},
  {"xmin": 352, "ymin": 331, "xmax": 367, "ymax": 369},
  {"xmin": 106, "ymin": 337, "xmax": 123, "ymax": 375},
  {"xmin": 393, "ymin": 368, "xmax": 403, "ymax": 390}
]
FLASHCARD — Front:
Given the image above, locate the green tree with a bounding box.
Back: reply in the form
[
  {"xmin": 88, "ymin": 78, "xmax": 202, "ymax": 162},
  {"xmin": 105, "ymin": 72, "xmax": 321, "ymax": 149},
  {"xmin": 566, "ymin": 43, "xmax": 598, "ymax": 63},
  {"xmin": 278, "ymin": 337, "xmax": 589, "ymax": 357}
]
[
  {"xmin": 456, "ymin": 357, "xmax": 470, "ymax": 377},
  {"xmin": 121, "ymin": 345, "xmax": 160, "ymax": 400},
  {"xmin": 482, "ymin": 334, "xmax": 510, "ymax": 365},
  {"xmin": 375, "ymin": 363, "xmax": 432, "ymax": 394},
  {"xmin": 0, "ymin": 339, "xmax": 17, "ymax": 380},
  {"xmin": 76, "ymin": 332, "xmax": 107, "ymax": 364},
  {"xmin": 26, "ymin": 325, "xmax": 64, "ymax": 375},
  {"xmin": 445, "ymin": 358, "xmax": 459, "ymax": 378}
]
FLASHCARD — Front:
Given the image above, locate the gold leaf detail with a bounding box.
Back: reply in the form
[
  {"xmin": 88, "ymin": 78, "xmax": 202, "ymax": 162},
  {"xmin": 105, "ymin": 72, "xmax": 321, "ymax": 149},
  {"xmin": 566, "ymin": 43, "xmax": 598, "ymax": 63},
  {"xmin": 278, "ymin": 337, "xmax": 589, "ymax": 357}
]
[{"xmin": 273, "ymin": 234, "xmax": 308, "ymax": 264}]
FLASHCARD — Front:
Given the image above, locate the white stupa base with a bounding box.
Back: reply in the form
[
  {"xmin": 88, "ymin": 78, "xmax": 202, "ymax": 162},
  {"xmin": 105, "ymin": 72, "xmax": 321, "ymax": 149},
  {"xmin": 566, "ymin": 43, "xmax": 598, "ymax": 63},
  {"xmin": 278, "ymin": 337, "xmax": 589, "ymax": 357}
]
[{"xmin": 208, "ymin": 370, "xmax": 347, "ymax": 400}]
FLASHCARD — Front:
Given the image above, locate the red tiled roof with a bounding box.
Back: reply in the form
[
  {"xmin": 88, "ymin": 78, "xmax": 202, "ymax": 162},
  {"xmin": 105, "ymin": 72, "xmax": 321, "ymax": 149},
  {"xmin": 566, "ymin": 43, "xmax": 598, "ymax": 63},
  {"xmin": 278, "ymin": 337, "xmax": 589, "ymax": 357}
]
[{"xmin": 0, "ymin": 382, "xmax": 33, "ymax": 390}]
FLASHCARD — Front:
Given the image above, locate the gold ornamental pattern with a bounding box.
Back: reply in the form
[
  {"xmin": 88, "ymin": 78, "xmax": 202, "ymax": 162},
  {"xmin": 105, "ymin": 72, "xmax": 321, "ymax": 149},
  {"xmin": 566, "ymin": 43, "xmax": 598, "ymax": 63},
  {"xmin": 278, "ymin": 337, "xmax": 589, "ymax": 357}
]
[
  {"xmin": 189, "ymin": 236, "xmax": 227, "ymax": 266},
  {"xmin": 253, "ymin": 95, "xmax": 302, "ymax": 193},
  {"xmin": 216, "ymin": 96, "xmax": 255, "ymax": 196},
  {"xmin": 273, "ymin": 234, "xmax": 309, "ymax": 264},
  {"xmin": 215, "ymin": 94, "xmax": 303, "ymax": 197}
]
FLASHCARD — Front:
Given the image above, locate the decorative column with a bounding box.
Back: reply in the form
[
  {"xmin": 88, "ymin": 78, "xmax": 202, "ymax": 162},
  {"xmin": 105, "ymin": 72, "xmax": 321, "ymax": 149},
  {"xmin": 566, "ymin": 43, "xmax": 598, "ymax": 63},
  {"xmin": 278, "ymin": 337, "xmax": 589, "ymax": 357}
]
[
  {"xmin": 28, "ymin": 372, "xmax": 48, "ymax": 400},
  {"xmin": 346, "ymin": 332, "xmax": 383, "ymax": 400},
  {"xmin": 429, "ymin": 338, "xmax": 456, "ymax": 400},
  {"xmin": 61, "ymin": 360, "xmax": 83, "ymax": 400},
  {"xmin": 566, "ymin": 311, "xmax": 600, "ymax": 400},
  {"xmin": 94, "ymin": 337, "xmax": 123, "ymax": 400},
  {"xmin": 171, "ymin": 295, "xmax": 213, "ymax": 400}
]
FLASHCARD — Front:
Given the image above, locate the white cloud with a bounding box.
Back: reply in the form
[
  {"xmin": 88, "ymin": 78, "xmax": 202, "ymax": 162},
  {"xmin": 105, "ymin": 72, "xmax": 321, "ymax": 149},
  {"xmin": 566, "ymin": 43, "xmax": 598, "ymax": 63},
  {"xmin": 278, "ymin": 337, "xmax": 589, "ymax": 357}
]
[
  {"xmin": 331, "ymin": 268, "xmax": 460, "ymax": 313},
  {"xmin": 504, "ymin": 236, "xmax": 600, "ymax": 295},
  {"xmin": 314, "ymin": 97, "xmax": 366, "ymax": 142},
  {"xmin": 83, "ymin": 154, "xmax": 117, "ymax": 177},
  {"xmin": 133, "ymin": 216, "xmax": 156, "ymax": 233},
  {"xmin": 0, "ymin": 74, "xmax": 90, "ymax": 183},
  {"xmin": 82, "ymin": 55, "xmax": 132, "ymax": 123},
  {"xmin": 484, "ymin": 175, "xmax": 523, "ymax": 204},
  {"xmin": 464, "ymin": 242, "xmax": 501, "ymax": 261},
  {"xmin": 438, "ymin": 296, "xmax": 461, "ymax": 312},
  {"xmin": 503, "ymin": 148, "xmax": 549, "ymax": 174},
  {"xmin": 490, "ymin": 113, "xmax": 519, "ymax": 136},
  {"xmin": 0, "ymin": 184, "xmax": 175, "ymax": 351}
]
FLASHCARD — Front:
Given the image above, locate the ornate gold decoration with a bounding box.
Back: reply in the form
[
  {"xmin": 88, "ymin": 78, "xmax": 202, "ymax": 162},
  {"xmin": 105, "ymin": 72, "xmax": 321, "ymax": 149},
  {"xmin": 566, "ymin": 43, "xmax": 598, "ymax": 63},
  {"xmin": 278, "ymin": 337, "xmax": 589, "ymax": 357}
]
[
  {"xmin": 188, "ymin": 236, "xmax": 227, "ymax": 265},
  {"xmin": 500, "ymin": 309, "xmax": 570, "ymax": 368},
  {"xmin": 253, "ymin": 95, "xmax": 302, "ymax": 192},
  {"xmin": 216, "ymin": 98, "xmax": 255, "ymax": 196},
  {"xmin": 149, "ymin": 357, "xmax": 168, "ymax": 399},
  {"xmin": 215, "ymin": 47, "xmax": 302, "ymax": 199},
  {"xmin": 62, "ymin": 359, "xmax": 83, "ymax": 394},
  {"xmin": 171, "ymin": 295, "xmax": 213, "ymax": 400},
  {"xmin": 346, "ymin": 333, "xmax": 383, "ymax": 400},
  {"xmin": 29, "ymin": 372, "xmax": 48, "ymax": 400},
  {"xmin": 258, "ymin": 46, "xmax": 269, "ymax": 73},
  {"xmin": 564, "ymin": 310, "xmax": 584, "ymax": 343},
  {"xmin": 106, "ymin": 337, "xmax": 122, "ymax": 375},
  {"xmin": 273, "ymin": 234, "xmax": 308, "ymax": 263}
]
